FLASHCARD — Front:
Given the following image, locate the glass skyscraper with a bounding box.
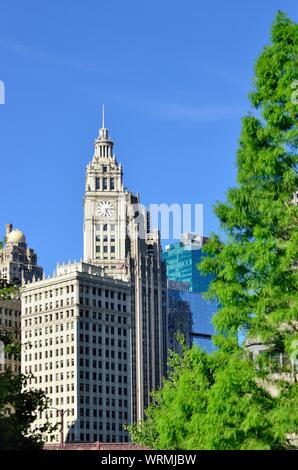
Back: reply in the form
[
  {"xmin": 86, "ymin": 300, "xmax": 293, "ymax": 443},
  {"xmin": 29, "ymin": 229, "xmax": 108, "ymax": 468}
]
[
  {"xmin": 163, "ymin": 233, "xmax": 218, "ymax": 353},
  {"xmin": 162, "ymin": 233, "xmax": 213, "ymax": 292}
]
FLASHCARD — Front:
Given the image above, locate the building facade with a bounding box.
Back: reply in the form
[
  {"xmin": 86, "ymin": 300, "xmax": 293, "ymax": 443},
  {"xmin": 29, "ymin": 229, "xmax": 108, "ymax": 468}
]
[
  {"xmin": 0, "ymin": 224, "xmax": 43, "ymax": 285},
  {"xmin": 21, "ymin": 261, "xmax": 132, "ymax": 444},
  {"xmin": 83, "ymin": 117, "xmax": 167, "ymax": 421},
  {"xmin": 0, "ymin": 297, "xmax": 21, "ymax": 373},
  {"xmin": 0, "ymin": 224, "xmax": 42, "ymax": 374},
  {"xmin": 163, "ymin": 233, "xmax": 217, "ymax": 354},
  {"xmin": 162, "ymin": 233, "xmax": 211, "ymax": 292}
]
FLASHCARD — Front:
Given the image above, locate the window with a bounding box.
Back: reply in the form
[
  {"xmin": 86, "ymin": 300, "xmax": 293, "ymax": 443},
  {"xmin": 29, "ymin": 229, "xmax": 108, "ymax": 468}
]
[
  {"xmin": 103, "ymin": 178, "xmax": 107, "ymax": 190},
  {"xmin": 95, "ymin": 177, "xmax": 100, "ymax": 190},
  {"xmin": 110, "ymin": 178, "xmax": 115, "ymax": 190}
]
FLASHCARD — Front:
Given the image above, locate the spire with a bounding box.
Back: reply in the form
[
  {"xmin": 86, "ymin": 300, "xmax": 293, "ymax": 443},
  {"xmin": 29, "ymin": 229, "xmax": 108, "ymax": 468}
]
[
  {"xmin": 94, "ymin": 105, "xmax": 114, "ymax": 159},
  {"xmin": 99, "ymin": 104, "xmax": 109, "ymax": 140}
]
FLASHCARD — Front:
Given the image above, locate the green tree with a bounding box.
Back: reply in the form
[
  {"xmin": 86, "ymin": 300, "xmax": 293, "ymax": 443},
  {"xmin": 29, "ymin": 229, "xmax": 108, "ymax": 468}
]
[
  {"xmin": 128, "ymin": 11, "xmax": 298, "ymax": 450},
  {"xmin": 202, "ymin": 10, "xmax": 298, "ymax": 357},
  {"xmin": 128, "ymin": 347, "xmax": 298, "ymax": 449},
  {"xmin": 0, "ymin": 369, "xmax": 54, "ymax": 450}
]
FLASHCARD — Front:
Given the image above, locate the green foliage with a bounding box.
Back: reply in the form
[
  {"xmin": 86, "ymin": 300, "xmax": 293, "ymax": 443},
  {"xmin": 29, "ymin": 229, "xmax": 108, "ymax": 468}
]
[
  {"xmin": 129, "ymin": 347, "xmax": 298, "ymax": 449},
  {"xmin": 0, "ymin": 333, "xmax": 54, "ymax": 449},
  {"xmin": 0, "ymin": 279, "xmax": 18, "ymax": 300},
  {"xmin": 0, "ymin": 370, "xmax": 55, "ymax": 450},
  {"xmin": 0, "ymin": 329, "xmax": 21, "ymax": 359},
  {"xmin": 129, "ymin": 12, "xmax": 298, "ymax": 450},
  {"xmin": 200, "ymin": 10, "xmax": 298, "ymax": 355}
]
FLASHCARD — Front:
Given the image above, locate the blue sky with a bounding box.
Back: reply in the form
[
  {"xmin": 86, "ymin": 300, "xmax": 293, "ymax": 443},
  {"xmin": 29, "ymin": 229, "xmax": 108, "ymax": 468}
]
[{"xmin": 0, "ymin": 0, "xmax": 297, "ymax": 274}]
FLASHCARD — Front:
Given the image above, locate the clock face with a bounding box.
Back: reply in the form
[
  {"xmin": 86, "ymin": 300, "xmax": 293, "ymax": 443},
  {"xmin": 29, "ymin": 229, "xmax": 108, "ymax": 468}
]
[{"xmin": 96, "ymin": 200, "xmax": 115, "ymax": 218}]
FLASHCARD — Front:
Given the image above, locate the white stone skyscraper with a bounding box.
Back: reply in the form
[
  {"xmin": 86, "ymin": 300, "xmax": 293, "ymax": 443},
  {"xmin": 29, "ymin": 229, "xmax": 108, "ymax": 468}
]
[
  {"xmin": 21, "ymin": 111, "xmax": 168, "ymax": 444},
  {"xmin": 83, "ymin": 110, "xmax": 168, "ymax": 421},
  {"xmin": 22, "ymin": 261, "xmax": 132, "ymax": 443}
]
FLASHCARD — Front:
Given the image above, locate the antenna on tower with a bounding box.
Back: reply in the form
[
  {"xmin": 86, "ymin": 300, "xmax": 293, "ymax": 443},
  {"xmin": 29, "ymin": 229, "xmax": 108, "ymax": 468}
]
[{"xmin": 102, "ymin": 104, "xmax": 105, "ymax": 129}]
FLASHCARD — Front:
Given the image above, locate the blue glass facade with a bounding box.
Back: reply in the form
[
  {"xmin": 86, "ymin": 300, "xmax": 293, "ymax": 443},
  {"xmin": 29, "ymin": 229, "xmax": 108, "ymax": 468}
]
[
  {"xmin": 168, "ymin": 289, "xmax": 217, "ymax": 354},
  {"xmin": 163, "ymin": 234, "xmax": 218, "ymax": 353},
  {"xmin": 162, "ymin": 238, "xmax": 213, "ymax": 292}
]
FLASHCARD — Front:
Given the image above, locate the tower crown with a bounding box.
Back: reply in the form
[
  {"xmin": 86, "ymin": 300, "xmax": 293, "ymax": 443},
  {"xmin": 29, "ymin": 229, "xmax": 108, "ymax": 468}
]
[{"xmin": 93, "ymin": 105, "xmax": 114, "ymax": 160}]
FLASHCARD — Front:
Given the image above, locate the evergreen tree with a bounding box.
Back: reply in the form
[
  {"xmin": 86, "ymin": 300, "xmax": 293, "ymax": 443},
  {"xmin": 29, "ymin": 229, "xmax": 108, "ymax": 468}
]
[
  {"xmin": 202, "ymin": 10, "xmax": 298, "ymax": 358},
  {"xmin": 128, "ymin": 11, "xmax": 298, "ymax": 450}
]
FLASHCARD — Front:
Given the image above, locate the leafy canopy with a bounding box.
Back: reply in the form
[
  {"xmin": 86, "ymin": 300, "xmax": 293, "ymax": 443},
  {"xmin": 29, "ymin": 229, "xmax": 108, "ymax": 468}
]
[{"xmin": 129, "ymin": 11, "xmax": 298, "ymax": 450}]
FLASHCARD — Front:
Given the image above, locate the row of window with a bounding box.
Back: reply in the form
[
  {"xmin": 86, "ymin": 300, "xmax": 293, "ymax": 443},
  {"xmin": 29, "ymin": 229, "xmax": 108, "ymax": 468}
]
[
  {"xmin": 23, "ymin": 310, "xmax": 75, "ymax": 326},
  {"xmin": 94, "ymin": 176, "xmax": 115, "ymax": 191},
  {"xmin": 79, "ymin": 338, "xmax": 127, "ymax": 349},
  {"xmin": 79, "ymin": 370, "xmax": 128, "ymax": 381},
  {"xmin": 24, "ymin": 349, "xmax": 75, "ymax": 362},
  {"xmin": 79, "ymin": 321, "xmax": 128, "ymax": 333},
  {"xmin": 79, "ymin": 299, "xmax": 127, "ymax": 312},
  {"xmin": 0, "ymin": 307, "xmax": 20, "ymax": 317},
  {"xmin": 78, "ymin": 372, "xmax": 128, "ymax": 384},
  {"xmin": 80, "ymin": 311, "xmax": 128, "ymax": 323},
  {"xmin": 95, "ymin": 223, "xmax": 116, "ymax": 232},
  {"xmin": 95, "ymin": 245, "xmax": 115, "ymax": 254},
  {"xmin": 96, "ymin": 235, "xmax": 115, "ymax": 242},
  {"xmin": 24, "ymin": 285, "xmax": 75, "ymax": 303},
  {"xmin": 23, "ymin": 327, "xmax": 128, "ymax": 349},
  {"xmin": 79, "ymin": 393, "xmax": 128, "ymax": 416},
  {"xmin": 79, "ymin": 335, "xmax": 125, "ymax": 346},
  {"xmin": 79, "ymin": 287, "xmax": 126, "ymax": 301},
  {"xmin": 62, "ymin": 434, "xmax": 129, "ymax": 443},
  {"xmin": 24, "ymin": 298, "xmax": 74, "ymax": 314},
  {"xmin": 0, "ymin": 318, "xmax": 20, "ymax": 327},
  {"xmin": 79, "ymin": 350, "xmax": 128, "ymax": 363},
  {"xmin": 0, "ymin": 362, "xmax": 20, "ymax": 372},
  {"xmin": 79, "ymin": 421, "xmax": 127, "ymax": 431},
  {"xmin": 26, "ymin": 376, "xmax": 74, "ymax": 390},
  {"xmin": 23, "ymin": 335, "xmax": 74, "ymax": 346}
]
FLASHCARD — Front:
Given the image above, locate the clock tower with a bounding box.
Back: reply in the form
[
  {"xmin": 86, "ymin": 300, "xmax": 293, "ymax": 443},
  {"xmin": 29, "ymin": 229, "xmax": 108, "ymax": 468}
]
[
  {"xmin": 83, "ymin": 108, "xmax": 129, "ymax": 278},
  {"xmin": 83, "ymin": 109, "xmax": 168, "ymax": 422}
]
